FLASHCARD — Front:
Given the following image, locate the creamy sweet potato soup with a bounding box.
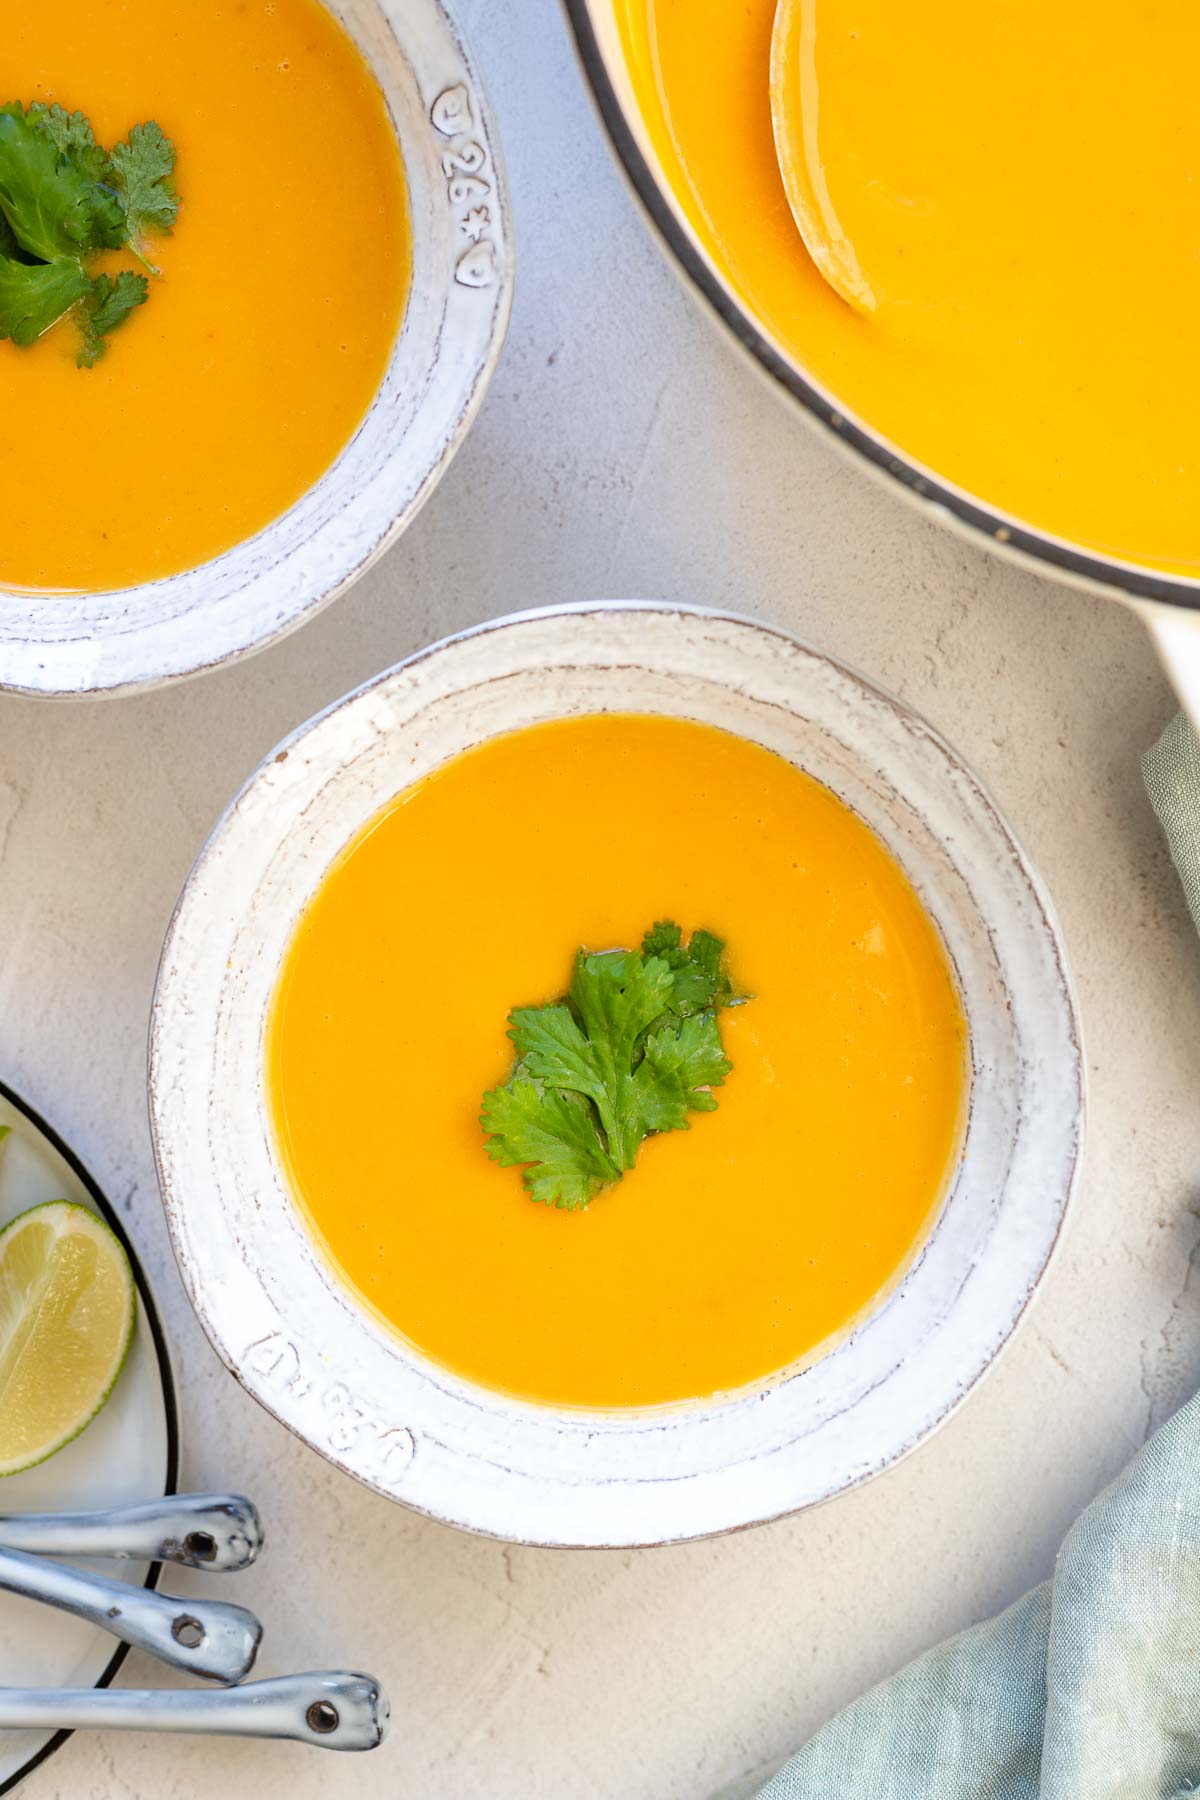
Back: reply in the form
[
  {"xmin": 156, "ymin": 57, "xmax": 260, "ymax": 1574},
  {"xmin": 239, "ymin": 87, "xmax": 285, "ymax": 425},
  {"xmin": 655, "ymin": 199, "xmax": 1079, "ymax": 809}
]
[
  {"xmin": 616, "ymin": 0, "xmax": 1200, "ymax": 575},
  {"xmin": 4, "ymin": 0, "xmax": 409, "ymax": 592},
  {"xmin": 268, "ymin": 715, "xmax": 967, "ymax": 1409}
]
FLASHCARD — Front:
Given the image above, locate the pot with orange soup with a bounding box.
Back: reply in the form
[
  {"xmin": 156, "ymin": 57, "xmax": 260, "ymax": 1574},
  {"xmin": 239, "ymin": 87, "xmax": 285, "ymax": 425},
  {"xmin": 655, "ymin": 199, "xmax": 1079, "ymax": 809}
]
[
  {"xmin": 0, "ymin": 0, "xmax": 511, "ymax": 697},
  {"xmin": 150, "ymin": 604, "xmax": 1082, "ymax": 1545},
  {"xmin": 564, "ymin": 0, "xmax": 1200, "ymax": 724}
]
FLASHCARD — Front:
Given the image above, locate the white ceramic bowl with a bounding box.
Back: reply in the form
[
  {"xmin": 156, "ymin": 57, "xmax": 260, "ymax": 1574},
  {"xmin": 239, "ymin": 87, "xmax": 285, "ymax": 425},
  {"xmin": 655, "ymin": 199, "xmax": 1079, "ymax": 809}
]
[
  {"xmin": 149, "ymin": 604, "xmax": 1083, "ymax": 1546},
  {"xmin": 0, "ymin": 0, "xmax": 512, "ymax": 699}
]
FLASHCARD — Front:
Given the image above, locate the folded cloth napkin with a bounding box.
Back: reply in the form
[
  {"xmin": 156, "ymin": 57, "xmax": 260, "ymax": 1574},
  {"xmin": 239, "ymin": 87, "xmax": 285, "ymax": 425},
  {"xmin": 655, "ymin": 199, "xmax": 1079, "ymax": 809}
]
[
  {"xmin": 1144, "ymin": 712, "xmax": 1200, "ymax": 937},
  {"xmin": 721, "ymin": 712, "xmax": 1200, "ymax": 1800}
]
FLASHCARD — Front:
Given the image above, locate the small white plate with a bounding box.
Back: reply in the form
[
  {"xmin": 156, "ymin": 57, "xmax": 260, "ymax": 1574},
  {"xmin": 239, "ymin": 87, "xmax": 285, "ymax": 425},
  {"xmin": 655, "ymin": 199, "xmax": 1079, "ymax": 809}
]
[{"xmin": 0, "ymin": 1084, "xmax": 177, "ymax": 1794}]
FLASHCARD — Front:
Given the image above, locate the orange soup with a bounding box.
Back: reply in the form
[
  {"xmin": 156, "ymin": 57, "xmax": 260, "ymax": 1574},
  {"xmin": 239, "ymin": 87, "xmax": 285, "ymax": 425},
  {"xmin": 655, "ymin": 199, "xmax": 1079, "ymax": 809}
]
[
  {"xmin": 616, "ymin": 0, "xmax": 1200, "ymax": 576},
  {"xmin": 267, "ymin": 715, "xmax": 967, "ymax": 1409},
  {"xmin": 4, "ymin": 0, "xmax": 410, "ymax": 593}
]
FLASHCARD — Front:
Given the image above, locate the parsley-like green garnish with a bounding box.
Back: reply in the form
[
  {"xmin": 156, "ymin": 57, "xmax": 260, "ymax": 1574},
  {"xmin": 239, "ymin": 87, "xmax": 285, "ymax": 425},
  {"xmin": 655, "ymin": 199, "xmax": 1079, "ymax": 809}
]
[
  {"xmin": 107, "ymin": 122, "xmax": 179, "ymax": 273},
  {"xmin": 0, "ymin": 256, "xmax": 91, "ymax": 346},
  {"xmin": 77, "ymin": 271, "xmax": 149, "ymax": 368},
  {"xmin": 0, "ymin": 101, "xmax": 178, "ymax": 367},
  {"xmin": 481, "ymin": 921, "xmax": 746, "ymax": 1210}
]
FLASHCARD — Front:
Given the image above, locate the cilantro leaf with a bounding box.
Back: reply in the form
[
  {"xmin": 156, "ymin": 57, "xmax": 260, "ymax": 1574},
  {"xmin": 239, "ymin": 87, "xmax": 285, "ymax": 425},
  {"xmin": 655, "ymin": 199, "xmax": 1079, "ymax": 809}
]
[
  {"xmin": 76, "ymin": 269, "xmax": 148, "ymax": 367},
  {"xmin": 481, "ymin": 922, "xmax": 744, "ymax": 1209},
  {"xmin": 107, "ymin": 122, "xmax": 178, "ymax": 269},
  {"xmin": 0, "ymin": 208, "xmax": 21, "ymax": 259},
  {"xmin": 0, "ymin": 254, "xmax": 90, "ymax": 345},
  {"xmin": 640, "ymin": 920, "xmax": 683, "ymax": 960},
  {"xmin": 642, "ymin": 919, "xmax": 739, "ymax": 1022},
  {"xmin": 26, "ymin": 103, "xmax": 108, "ymax": 184},
  {"xmin": 632, "ymin": 1013, "xmax": 731, "ymax": 1133},
  {"xmin": 481, "ymin": 1080, "xmax": 618, "ymax": 1210},
  {"xmin": 0, "ymin": 101, "xmax": 179, "ymax": 368},
  {"xmin": 0, "ymin": 104, "xmax": 124, "ymax": 263},
  {"xmin": 553, "ymin": 949, "xmax": 677, "ymax": 1170}
]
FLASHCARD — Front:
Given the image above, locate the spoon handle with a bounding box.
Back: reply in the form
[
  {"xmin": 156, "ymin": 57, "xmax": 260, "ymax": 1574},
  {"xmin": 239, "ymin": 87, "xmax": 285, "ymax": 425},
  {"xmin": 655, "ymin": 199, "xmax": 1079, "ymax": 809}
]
[
  {"xmin": 0, "ymin": 1672, "xmax": 388, "ymax": 1750},
  {"xmin": 0, "ymin": 1545, "xmax": 260, "ymax": 1683},
  {"xmin": 0, "ymin": 1494, "xmax": 264, "ymax": 1571}
]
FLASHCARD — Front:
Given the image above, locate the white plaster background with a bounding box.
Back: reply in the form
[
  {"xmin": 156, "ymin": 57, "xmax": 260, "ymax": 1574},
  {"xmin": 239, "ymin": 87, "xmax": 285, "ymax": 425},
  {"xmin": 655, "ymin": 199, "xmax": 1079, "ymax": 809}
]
[{"xmin": 3, "ymin": 3, "xmax": 1199, "ymax": 1795}]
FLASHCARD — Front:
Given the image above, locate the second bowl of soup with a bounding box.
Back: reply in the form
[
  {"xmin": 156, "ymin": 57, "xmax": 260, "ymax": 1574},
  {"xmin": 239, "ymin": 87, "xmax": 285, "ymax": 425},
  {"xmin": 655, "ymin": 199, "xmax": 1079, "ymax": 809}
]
[
  {"xmin": 149, "ymin": 603, "xmax": 1082, "ymax": 1545},
  {"xmin": 0, "ymin": 0, "xmax": 511, "ymax": 696}
]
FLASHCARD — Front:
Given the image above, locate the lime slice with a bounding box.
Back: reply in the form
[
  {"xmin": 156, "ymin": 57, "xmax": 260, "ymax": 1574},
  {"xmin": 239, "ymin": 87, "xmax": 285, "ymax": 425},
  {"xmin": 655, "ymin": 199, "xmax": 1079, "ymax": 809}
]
[{"xmin": 0, "ymin": 1201, "xmax": 135, "ymax": 1477}]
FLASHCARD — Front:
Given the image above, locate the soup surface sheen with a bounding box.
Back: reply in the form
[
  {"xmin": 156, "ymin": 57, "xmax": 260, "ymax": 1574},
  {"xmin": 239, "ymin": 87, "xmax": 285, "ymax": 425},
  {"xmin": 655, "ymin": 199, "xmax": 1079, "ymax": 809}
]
[
  {"xmin": 617, "ymin": 0, "xmax": 1200, "ymax": 575},
  {"xmin": 268, "ymin": 715, "xmax": 967, "ymax": 1409},
  {"xmin": 5, "ymin": 0, "xmax": 410, "ymax": 593}
]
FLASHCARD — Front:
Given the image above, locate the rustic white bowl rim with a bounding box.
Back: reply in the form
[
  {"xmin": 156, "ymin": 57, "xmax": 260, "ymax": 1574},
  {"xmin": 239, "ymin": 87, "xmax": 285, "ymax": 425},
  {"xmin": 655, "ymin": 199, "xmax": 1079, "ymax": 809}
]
[
  {"xmin": 0, "ymin": 0, "xmax": 512, "ymax": 700},
  {"xmin": 149, "ymin": 602, "xmax": 1084, "ymax": 1547}
]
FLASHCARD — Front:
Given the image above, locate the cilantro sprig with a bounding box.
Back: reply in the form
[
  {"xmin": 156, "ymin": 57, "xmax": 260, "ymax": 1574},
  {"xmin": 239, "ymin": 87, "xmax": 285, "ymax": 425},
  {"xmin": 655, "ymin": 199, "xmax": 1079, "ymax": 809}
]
[
  {"xmin": 77, "ymin": 271, "xmax": 149, "ymax": 368},
  {"xmin": 0, "ymin": 102, "xmax": 178, "ymax": 367},
  {"xmin": 107, "ymin": 122, "xmax": 179, "ymax": 274},
  {"xmin": 481, "ymin": 921, "xmax": 747, "ymax": 1211}
]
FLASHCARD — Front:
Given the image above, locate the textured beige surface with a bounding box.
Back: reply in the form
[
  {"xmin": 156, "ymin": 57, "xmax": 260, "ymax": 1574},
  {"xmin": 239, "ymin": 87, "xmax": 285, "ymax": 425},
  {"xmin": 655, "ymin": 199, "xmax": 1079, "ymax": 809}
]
[{"xmin": 3, "ymin": 3, "xmax": 1200, "ymax": 1795}]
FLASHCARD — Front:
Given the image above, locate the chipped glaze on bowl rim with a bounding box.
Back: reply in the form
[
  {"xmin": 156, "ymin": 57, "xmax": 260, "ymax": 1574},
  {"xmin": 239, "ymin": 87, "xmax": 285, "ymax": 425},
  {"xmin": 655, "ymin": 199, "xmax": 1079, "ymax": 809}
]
[
  {"xmin": 0, "ymin": 0, "xmax": 512, "ymax": 699},
  {"xmin": 149, "ymin": 602, "xmax": 1084, "ymax": 1547}
]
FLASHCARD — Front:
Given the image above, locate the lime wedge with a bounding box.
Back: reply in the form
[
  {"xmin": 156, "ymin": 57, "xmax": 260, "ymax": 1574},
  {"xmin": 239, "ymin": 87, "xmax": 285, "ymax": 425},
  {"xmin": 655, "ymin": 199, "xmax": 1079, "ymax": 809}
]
[{"xmin": 0, "ymin": 1201, "xmax": 135, "ymax": 1476}]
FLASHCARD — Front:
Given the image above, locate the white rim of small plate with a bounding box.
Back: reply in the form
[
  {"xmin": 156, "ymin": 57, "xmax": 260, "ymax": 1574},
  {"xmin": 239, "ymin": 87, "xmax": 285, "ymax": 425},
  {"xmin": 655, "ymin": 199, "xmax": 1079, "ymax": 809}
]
[
  {"xmin": 149, "ymin": 602, "xmax": 1084, "ymax": 1547},
  {"xmin": 0, "ymin": 0, "xmax": 513, "ymax": 699},
  {"xmin": 0, "ymin": 1080, "xmax": 178, "ymax": 1793}
]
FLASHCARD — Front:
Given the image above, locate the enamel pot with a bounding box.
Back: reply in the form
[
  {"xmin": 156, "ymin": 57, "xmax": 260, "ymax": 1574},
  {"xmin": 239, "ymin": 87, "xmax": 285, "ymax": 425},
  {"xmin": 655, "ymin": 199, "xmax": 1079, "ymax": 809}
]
[{"xmin": 563, "ymin": 2, "xmax": 1200, "ymax": 727}]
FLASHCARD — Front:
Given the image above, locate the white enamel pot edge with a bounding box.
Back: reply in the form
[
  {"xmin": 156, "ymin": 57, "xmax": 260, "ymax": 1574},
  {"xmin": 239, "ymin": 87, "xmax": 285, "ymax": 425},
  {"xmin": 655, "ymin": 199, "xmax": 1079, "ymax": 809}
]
[
  {"xmin": 0, "ymin": 0, "xmax": 512, "ymax": 700},
  {"xmin": 148, "ymin": 601, "xmax": 1085, "ymax": 1547},
  {"xmin": 565, "ymin": 1, "xmax": 1200, "ymax": 732},
  {"xmin": 1142, "ymin": 606, "xmax": 1200, "ymax": 728}
]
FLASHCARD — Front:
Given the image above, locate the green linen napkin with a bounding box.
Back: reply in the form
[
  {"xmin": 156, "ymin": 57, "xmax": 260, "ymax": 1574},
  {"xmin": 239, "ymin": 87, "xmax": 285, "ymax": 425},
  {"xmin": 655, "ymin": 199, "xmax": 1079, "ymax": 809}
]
[
  {"xmin": 1145, "ymin": 713, "xmax": 1200, "ymax": 937},
  {"xmin": 728, "ymin": 1386, "xmax": 1200, "ymax": 1800},
  {"xmin": 722, "ymin": 713, "xmax": 1200, "ymax": 1800}
]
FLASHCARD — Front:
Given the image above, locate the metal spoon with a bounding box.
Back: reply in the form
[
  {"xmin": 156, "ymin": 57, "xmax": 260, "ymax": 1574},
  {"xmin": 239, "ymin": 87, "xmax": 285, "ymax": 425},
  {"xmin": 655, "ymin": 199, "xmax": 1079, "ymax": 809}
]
[
  {"xmin": 0, "ymin": 1495, "xmax": 264, "ymax": 1572},
  {"xmin": 0, "ymin": 1672, "xmax": 388, "ymax": 1750},
  {"xmin": 0, "ymin": 1545, "xmax": 260, "ymax": 1683}
]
